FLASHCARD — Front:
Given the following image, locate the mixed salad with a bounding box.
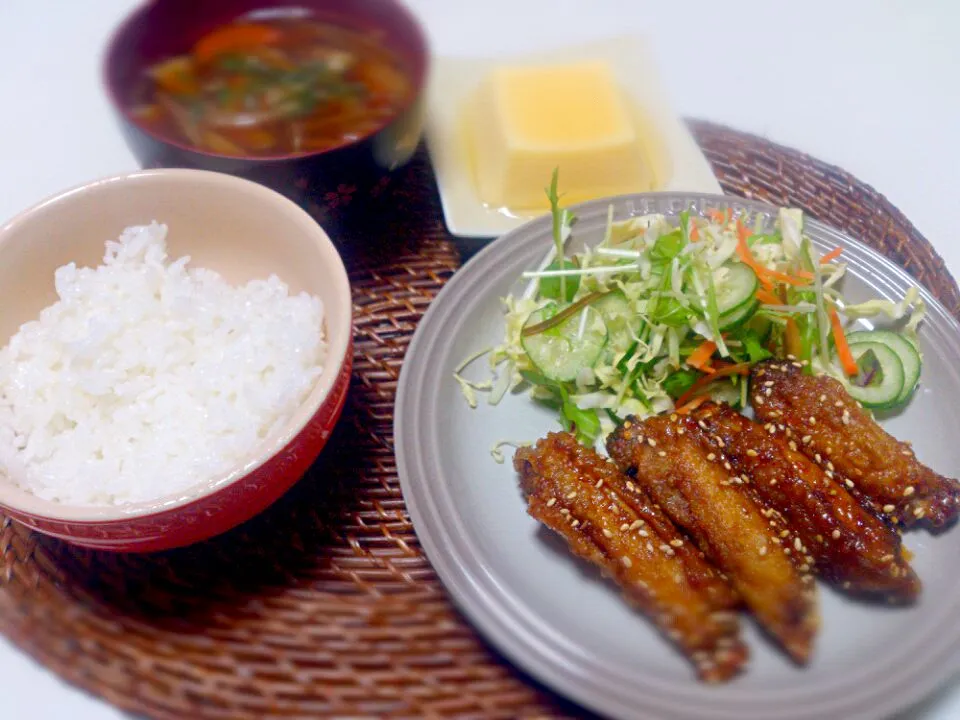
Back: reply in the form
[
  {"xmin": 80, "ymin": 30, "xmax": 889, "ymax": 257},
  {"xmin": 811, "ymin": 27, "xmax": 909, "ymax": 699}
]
[{"xmin": 457, "ymin": 171, "xmax": 926, "ymax": 449}]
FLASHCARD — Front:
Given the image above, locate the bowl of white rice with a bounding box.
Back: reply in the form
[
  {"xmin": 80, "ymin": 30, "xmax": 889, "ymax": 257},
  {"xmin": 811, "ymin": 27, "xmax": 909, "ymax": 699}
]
[{"xmin": 0, "ymin": 169, "xmax": 352, "ymax": 551}]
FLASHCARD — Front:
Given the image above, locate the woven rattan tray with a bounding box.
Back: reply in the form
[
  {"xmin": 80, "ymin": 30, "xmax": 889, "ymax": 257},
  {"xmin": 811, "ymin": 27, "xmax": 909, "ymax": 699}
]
[{"xmin": 2, "ymin": 121, "xmax": 958, "ymax": 719}]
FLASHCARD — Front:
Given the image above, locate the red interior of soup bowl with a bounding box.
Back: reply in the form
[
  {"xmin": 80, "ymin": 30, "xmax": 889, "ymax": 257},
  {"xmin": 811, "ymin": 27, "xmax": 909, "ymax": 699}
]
[{"xmin": 103, "ymin": 0, "xmax": 429, "ymax": 161}]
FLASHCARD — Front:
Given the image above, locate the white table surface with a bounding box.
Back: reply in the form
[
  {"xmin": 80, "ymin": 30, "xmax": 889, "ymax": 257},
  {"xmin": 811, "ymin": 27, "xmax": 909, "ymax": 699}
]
[{"xmin": 1, "ymin": 0, "xmax": 958, "ymax": 717}]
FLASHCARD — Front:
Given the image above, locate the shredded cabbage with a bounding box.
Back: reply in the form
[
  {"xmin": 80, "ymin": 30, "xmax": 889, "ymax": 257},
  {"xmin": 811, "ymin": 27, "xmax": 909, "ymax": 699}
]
[
  {"xmin": 842, "ymin": 287, "xmax": 920, "ymax": 321},
  {"xmin": 456, "ymin": 186, "xmax": 926, "ymax": 450}
]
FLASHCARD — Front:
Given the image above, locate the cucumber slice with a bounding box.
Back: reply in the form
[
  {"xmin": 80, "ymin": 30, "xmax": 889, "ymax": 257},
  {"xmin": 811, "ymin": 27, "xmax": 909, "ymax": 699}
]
[
  {"xmin": 846, "ymin": 330, "xmax": 921, "ymax": 403},
  {"xmin": 715, "ymin": 262, "xmax": 759, "ymax": 319},
  {"xmin": 594, "ymin": 291, "xmax": 638, "ymax": 359},
  {"xmin": 841, "ymin": 341, "xmax": 905, "ymax": 409},
  {"xmin": 593, "ymin": 291, "xmax": 633, "ymax": 326},
  {"xmin": 521, "ymin": 304, "xmax": 608, "ymax": 383},
  {"xmin": 719, "ymin": 299, "xmax": 759, "ymax": 330}
]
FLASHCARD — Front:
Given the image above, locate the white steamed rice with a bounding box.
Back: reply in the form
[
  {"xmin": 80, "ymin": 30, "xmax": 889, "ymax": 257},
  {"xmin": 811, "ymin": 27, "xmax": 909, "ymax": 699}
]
[{"xmin": 0, "ymin": 222, "xmax": 326, "ymax": 506}]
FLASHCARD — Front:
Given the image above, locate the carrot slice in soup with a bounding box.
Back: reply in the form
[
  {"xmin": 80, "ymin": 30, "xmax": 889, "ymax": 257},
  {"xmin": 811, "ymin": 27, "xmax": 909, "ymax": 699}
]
[{"xmin": 193, "ymin": 23, "xmax": 283, "ymax": 65}]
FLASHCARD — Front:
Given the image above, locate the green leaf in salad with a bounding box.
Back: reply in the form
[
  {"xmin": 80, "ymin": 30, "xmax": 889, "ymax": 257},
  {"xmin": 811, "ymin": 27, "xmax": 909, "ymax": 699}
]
[
  {"xmin": 538, "ymin": 259, "xmax": 580, "ymax": 301},
  {"xmin": 652, "ymin": 296, "xmax": 689, "ymax": 327},
  {"xmin": 650, "ymin": 229, "xmax": 686, "ymax": 266},
  {"xmin": 557, "ymin": 386, "xmax": 601, "ymax": 445},
  {"xmin": 663, "ymin": 368, "xmax": 701, "ymax": 399},
  {"xmin": 648, "ymin": 255, "xmax": 692, "ymax": 328},
  {"xmin": 852, "ymin": 348, "xmax": 885, "ymax": 388},
  {"xmin": 737, "ymin": 328, "xmax": 773, "ymax": 363},
  {"xmin": 519, "ymin": 368, "xmax": 556, "ymax": 389}
]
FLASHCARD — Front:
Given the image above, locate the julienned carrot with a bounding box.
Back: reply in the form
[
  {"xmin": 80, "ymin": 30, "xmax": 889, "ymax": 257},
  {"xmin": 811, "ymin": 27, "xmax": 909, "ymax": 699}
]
[
  {"xmin": 690, "ymin": 224, "xmax": 700, "ymax": 241},
  {"xmin": 731, "ymin": 219, "xmax": 816, "ymax": 288},
  {"xmin": 676, "ymin": 394, "xmax": 711, "ymax": 415},
  {"xmin": 755, "ymin": 288, "xmax": 781, "ymax": 305},
  {"xmin": 193, "ymin": 23, "xmax": 283, "ymax": 64},
  {"xmin": 675, "ymin": 362, "xmax": 752, "ymax": 409},
  {"xmin": 707, "ymin": 209, "xmax": 726, "ymax": 224},
  {"xmin": 735, "ymin": 231, "xmax": 775, "ymax": 290},
  {"xmin": 764, "ymin": 268, "xmax": 812, "ymax": 287},
  {"xmin": 821, "ymin": 247, "xmax": 843, "ymax": 264},
  {"xmin": 686, "ymin": 340, "xmax": 717, "ymax": 370},
  {"xmin": 710, "ymin": 359, "xmax": 738, "ymax": 371},
  {"xmin": 830, "ymin": 308, "xmax": 859, "ymax": 376}
]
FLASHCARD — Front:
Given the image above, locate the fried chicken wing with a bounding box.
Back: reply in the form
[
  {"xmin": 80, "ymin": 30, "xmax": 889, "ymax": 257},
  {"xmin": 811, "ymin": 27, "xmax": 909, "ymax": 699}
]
[
  {"xmin": 514, "ymin": 432, "xmax": 747, "ymax": 682},
  {"xmin": 691, "ymin": 401, "xmax": 920, "ymax": 602},
  {"xmin": 607, "ymin": 415, "xmax": 819, "ymax": 664},
  {"xmin": 751, "ymin": 359, "xmax": 960, "ymax": 530}
]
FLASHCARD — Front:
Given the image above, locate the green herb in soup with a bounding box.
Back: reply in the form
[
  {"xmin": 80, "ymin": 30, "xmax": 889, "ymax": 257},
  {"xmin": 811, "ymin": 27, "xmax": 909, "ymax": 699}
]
[{"xmin": 129, "ymin": 18, "xmax": 413, "ymax": 156}]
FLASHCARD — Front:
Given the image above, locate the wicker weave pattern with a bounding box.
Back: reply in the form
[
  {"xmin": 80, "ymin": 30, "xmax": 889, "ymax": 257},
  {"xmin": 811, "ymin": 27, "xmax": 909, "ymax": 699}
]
[{"xmin": 0, "ymin": 122, "xmax": 956, "ymax": 719}]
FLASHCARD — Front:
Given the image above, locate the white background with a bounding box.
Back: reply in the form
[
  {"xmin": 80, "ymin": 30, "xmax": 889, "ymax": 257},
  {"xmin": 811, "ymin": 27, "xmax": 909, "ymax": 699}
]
[{"xmin": 0, "ymin": 0, "xmax": 958, "ymax": 717}]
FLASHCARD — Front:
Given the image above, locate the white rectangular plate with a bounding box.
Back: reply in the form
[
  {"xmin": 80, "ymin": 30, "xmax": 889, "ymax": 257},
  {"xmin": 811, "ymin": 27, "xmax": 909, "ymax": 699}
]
[{"xmin": 426, "ymin": 36, "xmax": 723, "ymax": 238}]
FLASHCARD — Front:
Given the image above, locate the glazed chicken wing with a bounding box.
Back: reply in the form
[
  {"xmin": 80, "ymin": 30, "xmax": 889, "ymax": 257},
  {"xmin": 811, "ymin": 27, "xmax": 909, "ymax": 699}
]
[
  {"xmin": 691, "ymin": 401, "xmax": 920, "ymax": 602},
  {"xmin": 607, "ymin": 415, "xmax": 819, "ymax": 664},
  {"xmin": 750, "ymin": 359, "xmax": 960, "ymax": 530},
  {"xmin": 514, "ymin": 432, "xmax": 747, "ymax": 682}
]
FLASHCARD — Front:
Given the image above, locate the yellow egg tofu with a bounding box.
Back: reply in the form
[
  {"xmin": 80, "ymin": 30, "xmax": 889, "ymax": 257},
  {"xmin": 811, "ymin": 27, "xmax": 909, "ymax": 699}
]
[{"xmin": 468, "ymin": 61, "xmax": 657, "ymax": 210}]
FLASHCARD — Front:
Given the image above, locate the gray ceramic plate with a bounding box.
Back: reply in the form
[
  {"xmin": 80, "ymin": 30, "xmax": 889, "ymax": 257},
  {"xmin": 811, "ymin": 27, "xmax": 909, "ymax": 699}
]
[{"xmin": 395, "ymin": 193, "xmax": 960, "ymax": 720}]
